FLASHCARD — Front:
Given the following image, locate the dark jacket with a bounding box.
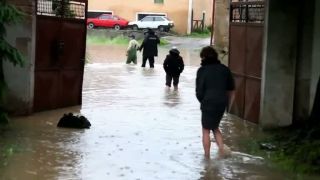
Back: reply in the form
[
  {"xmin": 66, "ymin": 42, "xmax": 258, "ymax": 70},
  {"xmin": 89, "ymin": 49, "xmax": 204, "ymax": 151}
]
[
  {"xmin": 196, "ymin": 59, "xmax": 235, "ymax": 111},
  {"xmin": 163, "ymin": 54, "xmax": 184, "ymax": 76},
  {"xmin": 138, "ymin": 34, "xmax": 160, "ymax": 57}
]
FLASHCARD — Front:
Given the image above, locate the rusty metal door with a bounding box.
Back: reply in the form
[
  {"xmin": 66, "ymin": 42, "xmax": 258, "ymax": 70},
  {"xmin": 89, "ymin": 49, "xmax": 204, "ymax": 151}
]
[
  {"xmin": 229, "ymin": 0, "xmax": 264, "ymax": 123},
  {"xmin": 34, "ymin": 0, "xmax": 87, "ymax": 112}
]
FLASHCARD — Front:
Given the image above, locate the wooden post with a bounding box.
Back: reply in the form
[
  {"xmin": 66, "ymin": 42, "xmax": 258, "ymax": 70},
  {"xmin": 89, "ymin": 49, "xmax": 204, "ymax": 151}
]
[
  {"xmin": 191, "ymin": 9, "xmax": 194, "ymax": 32},
  {"xmin": 202, "ymin": 11, "xmax": 205, "ymax": 31},
  {"xmin": 210, "ymin": 0, "xmax": 216, "ymax": 45}
]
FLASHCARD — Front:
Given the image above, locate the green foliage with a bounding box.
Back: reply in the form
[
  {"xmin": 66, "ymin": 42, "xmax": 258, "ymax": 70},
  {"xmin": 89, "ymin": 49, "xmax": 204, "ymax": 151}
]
[
  {"xmin": 0, "ymin": 1, "xmax": 24, "ymax": 36},
  {"xmin": 0, "ymin": 110, "xmax": 9, "ymax": 124},
  {"xmin": 52, "ymin": 0, "xmax": 75, "ymax": 18},
  {"xmin": 0, "ymin": 40, "xmax": 24, "ymax": 67},
  {"xmin": 0, "ymin": 1, "xmax": 25, "ymax": 125},
  {"xmin": 159, "ymin": 38, "xmax": 169, "ymax": 46},
  {"xmin": 244, "ymin": 127, "xmax": 320, "ymax": 175},
  {"xmin": 0, "ymin": 1, "xmax": 24, "ymax": 68},
  {"xmin": 87, "ymin": 34, "xmax": 169, "ymax": 46},
  {"xmin": 87, "ymin": 35, "xmax": 130, "ymax": 45},
  {"xmin": 0, "ymin": 143, "xmax": 23, "ymax": 167},
  {"xmin": 188, "ymin": 26, "xmax": 211, "ymax": 38}
]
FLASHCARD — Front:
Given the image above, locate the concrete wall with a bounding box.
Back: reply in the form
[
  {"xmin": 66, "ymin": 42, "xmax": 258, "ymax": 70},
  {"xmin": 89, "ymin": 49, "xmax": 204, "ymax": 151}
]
[
  {"xmin": 310, "ymin": 0, "xmax": 320, "ymax": 109},
  {"xmin": 4, "ymin": 0, "xmax": 35, "ymax": 114},
  {"xmin": 213, "ymin": 0, "xmax": 229, "ymax": 50},
  {"xmin": 293, "ymin": 0, "xmax": 315, "ymax": 123},
  {"xmin": 88, "ymin": 0, "xmax": 190, "ymax": 34},
  {"xmin": 260, "ymin": 0, "xmax": 299, "ymax": 128},
  {"xmin": 258, "ymin": 0, "xmax": 320, "ymax": 127}
]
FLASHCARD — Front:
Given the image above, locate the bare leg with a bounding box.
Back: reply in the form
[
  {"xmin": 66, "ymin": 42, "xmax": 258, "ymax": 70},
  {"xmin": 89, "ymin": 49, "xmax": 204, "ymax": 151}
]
[
  {"xmin": 202, "ymin": 128, "xmax": 211, "ymax": 158},
  {"xmin": 213, "ymin": 128, "xmax": 224, "ymax": 155}
]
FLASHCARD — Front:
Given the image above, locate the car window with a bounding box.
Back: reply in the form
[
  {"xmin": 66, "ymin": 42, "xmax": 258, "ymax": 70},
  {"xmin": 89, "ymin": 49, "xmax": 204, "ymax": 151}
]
[
  {"xmin": 100, "ymin": 15, "xmax": 111, "ymax": 20},
  {"xmin": 141, "ymin": 17, "xmax": 153, "ymax": 21},
  {"xmin": 154, "ymin": 17, "xmax": 165, "ymax": 21},
  {"xmin": 163, "ymin": 17, "xmax": 170, "ymax": 21}
]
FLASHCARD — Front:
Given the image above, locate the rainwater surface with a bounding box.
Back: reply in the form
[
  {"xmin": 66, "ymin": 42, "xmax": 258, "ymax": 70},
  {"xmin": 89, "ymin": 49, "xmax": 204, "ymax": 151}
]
[{"xmin": 0, "ymin": 42, "xmax": 318, "ymax": 180}]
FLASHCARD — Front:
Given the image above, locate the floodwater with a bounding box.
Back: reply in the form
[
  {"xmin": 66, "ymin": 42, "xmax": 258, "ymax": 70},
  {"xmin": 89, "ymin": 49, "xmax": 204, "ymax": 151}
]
[{"xmin": 1, "ymin": 38, "xmax": 319, "ymax": 179}]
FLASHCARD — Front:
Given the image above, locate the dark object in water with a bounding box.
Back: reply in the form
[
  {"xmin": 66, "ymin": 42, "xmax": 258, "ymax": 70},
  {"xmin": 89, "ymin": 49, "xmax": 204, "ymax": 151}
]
[{"xmin": 57, "ymin": 113, "xmax": 91, "ymax": 129}]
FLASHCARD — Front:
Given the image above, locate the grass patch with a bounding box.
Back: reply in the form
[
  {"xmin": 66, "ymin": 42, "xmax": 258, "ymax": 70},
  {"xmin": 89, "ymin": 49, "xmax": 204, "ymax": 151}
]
[
  {"xmin": 87, "ymin": 35, "xmax": 129, "ymax": 45},
  {"xmin": 0, "ymin": 143, "xmax": 23, "ymax": 168},
  {"xmin": 159, "ymin": 38, "xmax": 169, "ymax": 46},
  {"xmin": 87, "ymin": 34, "xmax": 170, "ymax": 46},
  {"xmin": 241, "ymin": 127, "xmax": 320, "ymax": 176},
  {"xmin": 187, "ymin": 27, "xmax": 211, "ymax": 38}
]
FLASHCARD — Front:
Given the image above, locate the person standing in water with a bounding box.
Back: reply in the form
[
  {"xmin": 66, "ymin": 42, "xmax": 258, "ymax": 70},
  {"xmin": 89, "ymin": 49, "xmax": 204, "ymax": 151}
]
[
  {"xmin": 163, "ymin": 47, "xmax": 184, "ymax": 90},
  {"xmin": 126, "ymin": 34, "xmax": 139, "ymax": 64},
  {"xmin": 195, "ymin": 46, "xmax": 235, "ymax": 158},
  {"xmin": 138, "ymin": 29, "xmax": 160, "ymax": 68}
]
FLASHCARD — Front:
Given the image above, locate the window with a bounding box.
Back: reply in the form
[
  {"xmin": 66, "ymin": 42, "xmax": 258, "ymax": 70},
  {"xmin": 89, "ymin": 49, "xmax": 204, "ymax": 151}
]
[
  {"xmin": 141, "ymin": 16, "xmax": 153, "ymax": 21},
  {"xmin": 137, "ymin": 13, "xmax": 166, "ymax": 20},
  {"xmin": 154, "ymin": 17, "xmax": 164, "ymax": 21},
  {"xmin": 154, "ymin": 0, "xmax": 164, "ymax": 4},
  {"xmin": 100, "ymin": 15, "xmax": 111, "ymax": 19}
]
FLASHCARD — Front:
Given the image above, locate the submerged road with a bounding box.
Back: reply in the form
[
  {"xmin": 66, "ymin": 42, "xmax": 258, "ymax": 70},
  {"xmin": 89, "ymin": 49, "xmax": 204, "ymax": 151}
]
[{"xmin": 1, "ymin": 39, "xmax": 318, "ymax": 179}]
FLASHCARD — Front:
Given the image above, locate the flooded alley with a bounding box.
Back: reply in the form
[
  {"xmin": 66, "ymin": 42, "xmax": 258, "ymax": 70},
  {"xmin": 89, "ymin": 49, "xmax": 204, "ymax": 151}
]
[{"xmin": 0, "ymin": 39, "xmax": 318, "ymax": 180}]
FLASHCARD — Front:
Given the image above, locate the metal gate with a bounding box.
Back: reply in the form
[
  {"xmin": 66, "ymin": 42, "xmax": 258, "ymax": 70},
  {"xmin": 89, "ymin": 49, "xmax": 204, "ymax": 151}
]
[
  {"xmin": 34, "ymin": 0, "xmax": 87, "ymax": 112},
  {"xmin": 229, "ymin": 0, "xmax": 264, "ymax": 123}
]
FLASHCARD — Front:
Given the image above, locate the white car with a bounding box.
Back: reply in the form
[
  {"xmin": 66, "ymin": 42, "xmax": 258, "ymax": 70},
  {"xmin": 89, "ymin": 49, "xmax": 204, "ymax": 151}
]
[{"xmin": 128, "ymin": 16, "xmax": 174, "ymax": 32}]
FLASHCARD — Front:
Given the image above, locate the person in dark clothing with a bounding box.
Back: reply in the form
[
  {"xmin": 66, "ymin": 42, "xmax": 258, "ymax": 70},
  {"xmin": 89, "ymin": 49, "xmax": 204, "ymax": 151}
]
[
  {"xmin": 138, "ymin": 29, "xmax": 160, "ymax": 68},
  {"xmin": 196, "ymin": 46, "xmax": 235, "ymax": 158},
  {"xmin": 163, "ymin": 47, "xmax": 184, "ymax": 90}
]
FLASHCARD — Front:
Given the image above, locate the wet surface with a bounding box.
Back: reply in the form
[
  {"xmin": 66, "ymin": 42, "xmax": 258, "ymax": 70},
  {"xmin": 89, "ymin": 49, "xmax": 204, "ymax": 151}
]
[{"xmin": 1, "ymin": 39, "xmax": 319, "ymax": 179}]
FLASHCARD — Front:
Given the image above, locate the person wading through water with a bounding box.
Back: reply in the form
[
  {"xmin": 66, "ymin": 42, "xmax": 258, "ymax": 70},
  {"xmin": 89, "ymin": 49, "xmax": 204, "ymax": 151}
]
[
  {"xmin": 126, "ymin": 34, "xmax": 139, "ymax": 64},
  {"xmin": 196, "ymin": 46, "xmax": 235, "ymax": 158},
  {"xmin": 138, "ymin": 29, "xmax": 160, "ymax": 68},
  {"xmin": 163, "ymin": 47, "xmax": 184, "ymax": 90}
]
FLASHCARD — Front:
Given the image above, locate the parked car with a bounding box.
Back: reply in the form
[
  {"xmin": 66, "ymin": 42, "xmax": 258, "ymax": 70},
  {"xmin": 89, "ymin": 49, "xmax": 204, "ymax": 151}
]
[
  {"xmin": 128, "ymin": 16, "xmax": 174, "ymax": 32},
  {"xmin": 87, "ymin": 14, "xmax": 129, "ymax": 30}
]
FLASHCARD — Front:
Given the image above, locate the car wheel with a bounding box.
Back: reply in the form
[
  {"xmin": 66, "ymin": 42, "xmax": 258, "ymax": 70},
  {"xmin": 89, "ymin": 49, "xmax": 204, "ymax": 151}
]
[
  {"xmin": 158, "ymin": 26, "xmax": 165, "ymax": 32},
  {"xmin": 114, "ymin": 24, "xmax": 121, "ymax": 30},
  {"xmin": 88, "ymin": 23, "xmax": 94, "ymax": 29},
  {"xmin": 132, "ymin": 25, "xmax": 138, "ymax": 31}
]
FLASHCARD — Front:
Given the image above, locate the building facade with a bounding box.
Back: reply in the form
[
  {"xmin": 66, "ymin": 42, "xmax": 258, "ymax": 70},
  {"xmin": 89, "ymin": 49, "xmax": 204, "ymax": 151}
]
[
  {"xmin": 88, "ymin": 0, "xmax": 213, "ymax": 34},
  {"xmin": 227, "ymin": 0, "xmax": 320, "ymax": 128}
]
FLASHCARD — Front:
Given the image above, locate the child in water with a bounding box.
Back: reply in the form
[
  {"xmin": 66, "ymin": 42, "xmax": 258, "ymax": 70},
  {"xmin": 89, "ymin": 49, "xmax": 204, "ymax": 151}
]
[
  {"xmin": 126, "ymin": 35, "xmax": 139, "ymax": 64},
  {"xmin": 163, "ymin": 47, "xmax": 184, "ymax": 90}
]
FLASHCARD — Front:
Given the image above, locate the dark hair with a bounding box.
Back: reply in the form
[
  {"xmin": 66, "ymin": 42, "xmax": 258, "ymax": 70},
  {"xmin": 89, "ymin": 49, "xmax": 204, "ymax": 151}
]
[
  {"xmin": 169, "ymin": 48, "xmax": 180, "ymax": 56},
  {"xmin": 200, "ymin": 46, "xmax": 220, "ymax": 65},
  {"xmin": 147, "ymin": 28, "xmax": 155, "ymax": 35},
  {"xmin": 200, "ymin": 46, "xmax": 218, "ymax": 60}
]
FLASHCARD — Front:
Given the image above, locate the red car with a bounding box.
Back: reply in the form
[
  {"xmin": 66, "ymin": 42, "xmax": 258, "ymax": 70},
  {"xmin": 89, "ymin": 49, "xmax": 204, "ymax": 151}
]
[{"xmin": 87, "ymin": 14, "xmax": 129, "ymax": 30}]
